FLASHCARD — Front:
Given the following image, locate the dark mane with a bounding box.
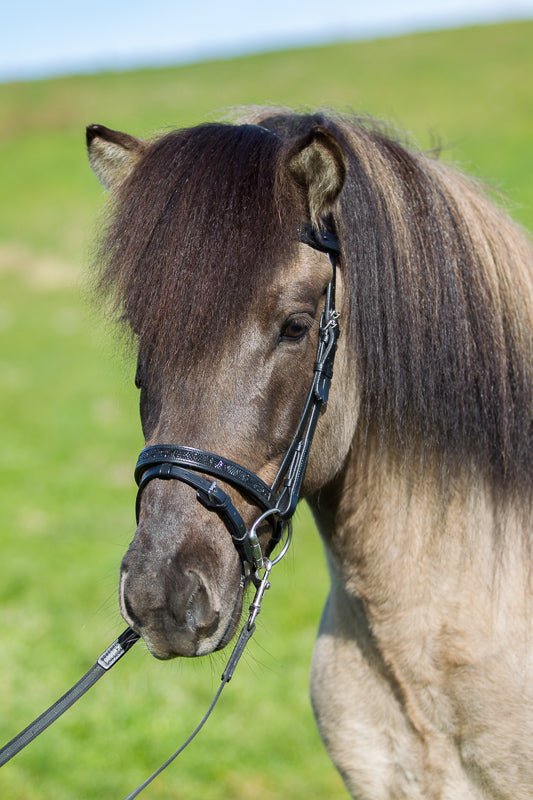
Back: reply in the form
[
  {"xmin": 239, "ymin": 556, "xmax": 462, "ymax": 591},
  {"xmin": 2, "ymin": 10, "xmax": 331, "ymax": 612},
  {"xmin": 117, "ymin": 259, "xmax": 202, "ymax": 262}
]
[
  {"xmin": 97, "ymin": 111, "xmax": 533, "ymax": 493},
  {"xmin": 97, "ymin": 123, "xmax": 304, "ymax": 380},
  {"xmin": 252, "ymin": 110, "xmax": 533, "ymax": 492}
]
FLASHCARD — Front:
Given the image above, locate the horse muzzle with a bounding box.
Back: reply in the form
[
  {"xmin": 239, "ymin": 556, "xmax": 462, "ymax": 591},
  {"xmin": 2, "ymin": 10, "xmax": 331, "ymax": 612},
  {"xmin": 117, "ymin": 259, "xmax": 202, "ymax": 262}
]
[{"xmin": 119, "ymin": 530, "xmax": 244, "ymax": 659}]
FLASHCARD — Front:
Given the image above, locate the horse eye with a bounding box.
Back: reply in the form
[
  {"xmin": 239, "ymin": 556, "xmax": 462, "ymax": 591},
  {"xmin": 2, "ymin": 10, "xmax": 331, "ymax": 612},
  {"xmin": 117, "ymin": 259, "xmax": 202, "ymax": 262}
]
[{"xmin": 280, "ymin": 316, "xmax": 311, "ymax": 342}]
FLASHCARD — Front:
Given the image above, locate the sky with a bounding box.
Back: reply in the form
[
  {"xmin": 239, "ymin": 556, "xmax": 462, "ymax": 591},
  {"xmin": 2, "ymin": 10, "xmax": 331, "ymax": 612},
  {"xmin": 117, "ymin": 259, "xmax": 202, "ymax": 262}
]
[{"xmin": 2, "ymin": 0, "xmax": 533, "ymax": 82}]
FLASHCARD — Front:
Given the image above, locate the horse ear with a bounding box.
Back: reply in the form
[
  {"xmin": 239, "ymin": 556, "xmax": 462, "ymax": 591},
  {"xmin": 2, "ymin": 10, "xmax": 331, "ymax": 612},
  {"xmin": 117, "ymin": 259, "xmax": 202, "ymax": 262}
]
[
  {"xmin": 288, "ymin": 126, "xmax": 346, "ymax": 227},
  {"xmin": 86, "ymin": 124, "xmax": 147, "ymax": 190}
]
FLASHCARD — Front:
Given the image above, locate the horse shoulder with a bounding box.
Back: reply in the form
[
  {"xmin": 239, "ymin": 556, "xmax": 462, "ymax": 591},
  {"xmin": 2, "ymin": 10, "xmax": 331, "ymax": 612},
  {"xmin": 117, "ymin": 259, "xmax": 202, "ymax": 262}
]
[{"xmin": 309, "ymin": 458, "xmax": 533, "ymax": 800}]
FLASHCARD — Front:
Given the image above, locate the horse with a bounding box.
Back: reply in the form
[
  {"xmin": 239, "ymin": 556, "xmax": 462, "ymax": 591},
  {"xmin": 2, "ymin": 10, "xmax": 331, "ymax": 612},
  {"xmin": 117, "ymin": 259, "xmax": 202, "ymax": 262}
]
[{"xmin": 87, "ymin": 109, "xmax": 533, "ymax": 799}]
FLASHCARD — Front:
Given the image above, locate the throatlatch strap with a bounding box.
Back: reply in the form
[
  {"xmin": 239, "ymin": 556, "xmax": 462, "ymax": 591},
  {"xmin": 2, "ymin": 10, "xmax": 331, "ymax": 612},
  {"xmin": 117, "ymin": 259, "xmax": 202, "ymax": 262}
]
[{"xmin": 0, "ymin": 628, "xmax": 139, "ymax": 768}]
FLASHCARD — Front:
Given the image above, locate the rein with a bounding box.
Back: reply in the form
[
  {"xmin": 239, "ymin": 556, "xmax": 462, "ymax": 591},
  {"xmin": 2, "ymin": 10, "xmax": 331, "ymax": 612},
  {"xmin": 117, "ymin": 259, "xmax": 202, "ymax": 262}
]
[{"xmin": 0, "ymin": 225, "xmax": 340, "ymax": 796}]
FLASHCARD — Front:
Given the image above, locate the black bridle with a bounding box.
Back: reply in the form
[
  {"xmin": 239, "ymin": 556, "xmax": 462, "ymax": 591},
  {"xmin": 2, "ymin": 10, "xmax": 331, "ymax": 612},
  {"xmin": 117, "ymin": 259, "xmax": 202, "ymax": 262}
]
[
  {"xmin": 134, "ymin": 223, "xmax": 340, "ymax": 577},
  {"xmin": 0, "ymin": 223, "xmax": 341, "ymax": 796}
]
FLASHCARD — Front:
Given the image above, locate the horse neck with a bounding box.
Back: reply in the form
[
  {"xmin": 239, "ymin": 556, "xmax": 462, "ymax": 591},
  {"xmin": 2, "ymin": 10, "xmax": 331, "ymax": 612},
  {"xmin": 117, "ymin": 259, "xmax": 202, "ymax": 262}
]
[{"xmin": 308, "ymin": 431, "xmax": 530, "ymax": 616}]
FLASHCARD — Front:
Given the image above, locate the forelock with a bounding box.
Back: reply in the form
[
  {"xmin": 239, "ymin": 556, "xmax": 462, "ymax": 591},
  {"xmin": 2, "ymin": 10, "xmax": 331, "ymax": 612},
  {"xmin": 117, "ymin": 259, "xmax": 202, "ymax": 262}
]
[{"xmin": 96, "ymin": 122, "xmax": 306, "ymax": 380}]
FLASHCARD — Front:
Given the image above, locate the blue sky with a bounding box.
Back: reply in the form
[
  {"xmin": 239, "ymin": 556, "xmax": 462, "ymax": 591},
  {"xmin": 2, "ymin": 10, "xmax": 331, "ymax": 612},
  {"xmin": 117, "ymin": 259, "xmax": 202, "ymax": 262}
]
[{"xmin": 2, "ymin": 0, "xmax": 533, "ymax": 82}]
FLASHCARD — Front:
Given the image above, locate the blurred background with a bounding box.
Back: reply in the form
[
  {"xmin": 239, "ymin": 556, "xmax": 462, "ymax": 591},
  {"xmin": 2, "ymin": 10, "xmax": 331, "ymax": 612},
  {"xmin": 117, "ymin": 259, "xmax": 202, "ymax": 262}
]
[{"xmin": 1, "ymin": 2, "xmax": 532, "ymax": 798}]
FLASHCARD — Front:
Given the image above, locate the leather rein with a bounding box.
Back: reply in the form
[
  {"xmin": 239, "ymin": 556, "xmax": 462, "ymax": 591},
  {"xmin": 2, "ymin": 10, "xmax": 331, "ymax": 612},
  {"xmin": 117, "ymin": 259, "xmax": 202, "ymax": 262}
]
[{"xmin": 0, "ymin": 224, "xmax": 341, "ymax": 797}]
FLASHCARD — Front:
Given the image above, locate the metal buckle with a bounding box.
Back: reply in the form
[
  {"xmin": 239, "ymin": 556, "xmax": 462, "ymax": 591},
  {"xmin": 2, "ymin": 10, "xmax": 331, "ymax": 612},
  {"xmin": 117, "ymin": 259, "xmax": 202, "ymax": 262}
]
[
  {"xmin": 322, "ymin": 309, "xmax": 340, "ymax": 336},
  {"xmin": 246, "ymin": 507, "xmax": 281, "ymax": 571},
  {"xmin": 247, "ymin": 518, "xmax": 292, "ymax": 627}
]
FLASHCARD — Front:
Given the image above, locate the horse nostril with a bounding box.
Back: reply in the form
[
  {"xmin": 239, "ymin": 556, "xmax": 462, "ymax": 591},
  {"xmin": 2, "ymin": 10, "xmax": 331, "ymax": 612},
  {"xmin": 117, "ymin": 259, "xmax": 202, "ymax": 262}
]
[
  {"xmin": 177, "ymin": 569, "xmax": 220, "ymax": 637},
  {"xmin": 119, "ymin": 570, "xmax": 142, "ymax": 630},
  {"xmin": 119, "ymin": 555, "xmax": 222, "ymax": 656}
]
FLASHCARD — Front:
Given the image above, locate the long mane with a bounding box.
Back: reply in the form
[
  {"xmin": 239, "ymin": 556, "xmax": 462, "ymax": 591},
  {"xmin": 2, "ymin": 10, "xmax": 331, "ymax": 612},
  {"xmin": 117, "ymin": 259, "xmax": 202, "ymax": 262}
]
[
  {"xmin": 98, "ymin": 110, "xmax": 533, "ymax": 494},
  {"xmin": 251, "ymin": 110, "xmax": 533, "ymax": 493}
]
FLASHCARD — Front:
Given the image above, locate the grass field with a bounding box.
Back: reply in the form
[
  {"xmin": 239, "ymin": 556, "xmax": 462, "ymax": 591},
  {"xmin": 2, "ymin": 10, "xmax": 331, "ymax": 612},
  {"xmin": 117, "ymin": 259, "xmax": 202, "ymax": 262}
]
[{"xmin": 0, "ymin": 20, "xmax": 532, "ymax": 800}]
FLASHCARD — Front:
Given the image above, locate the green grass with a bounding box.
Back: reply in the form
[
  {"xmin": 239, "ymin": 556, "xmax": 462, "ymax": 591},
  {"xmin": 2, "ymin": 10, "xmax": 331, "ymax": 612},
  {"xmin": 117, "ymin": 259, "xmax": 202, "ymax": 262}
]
[{"xmin": 0, "ymin": 20, "xmax": 532, "ymax": 800}]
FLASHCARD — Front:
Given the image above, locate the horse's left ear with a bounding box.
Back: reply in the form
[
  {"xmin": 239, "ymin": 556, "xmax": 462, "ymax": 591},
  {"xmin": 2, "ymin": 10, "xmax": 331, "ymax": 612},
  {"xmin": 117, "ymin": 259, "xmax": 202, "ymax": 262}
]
[
  {"xmin": 86, "ymin": 124, "xmax": 147, "ymax": 191},
  {"xmin": 288, "ymin": 126, "xmax": 346, "ymax": 227}
]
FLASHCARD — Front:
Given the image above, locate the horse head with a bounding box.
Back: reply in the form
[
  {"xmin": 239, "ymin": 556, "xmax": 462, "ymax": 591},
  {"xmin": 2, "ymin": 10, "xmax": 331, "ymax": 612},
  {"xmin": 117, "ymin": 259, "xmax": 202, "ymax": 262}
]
[{"xmin": 87, "ymin": 121, "xmax": 357, "ymax": 659}]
